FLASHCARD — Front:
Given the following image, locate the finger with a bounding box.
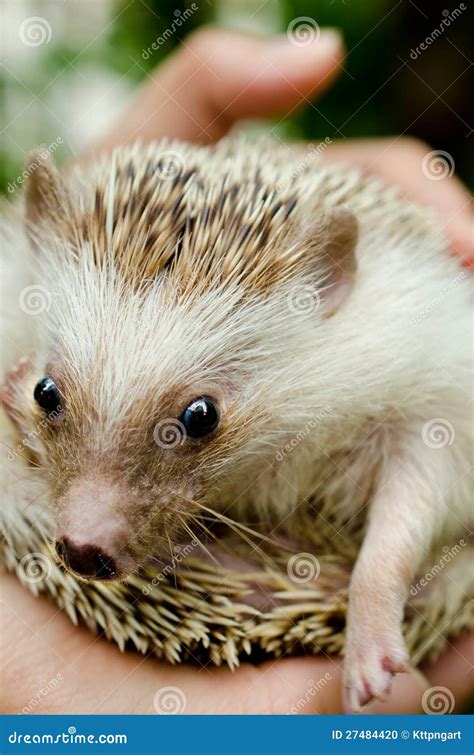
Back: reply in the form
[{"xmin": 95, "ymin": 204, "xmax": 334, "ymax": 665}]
[
  {"xmin": 420, "ymin": 631, "xmax": 474, "ymax": 712},
  {"xmin": 82, "ymin": 27, "xmax": 344, "ymax": 161},
  {"xmin": 179, "ymin": 28, "xmax": 344, "ymax": 132},
  {"xmin": 322, "ymin": 138, "xmax": 474, "ymax": 266},
  {"xmin": 152, "ymin": 656, "xmax": 428, "ymax": 715}
]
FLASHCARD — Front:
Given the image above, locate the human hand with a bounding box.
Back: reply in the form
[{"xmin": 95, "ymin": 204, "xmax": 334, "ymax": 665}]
[{"xmin": 2, "ymin": 573, "xmax": 473, "ymax": 714}]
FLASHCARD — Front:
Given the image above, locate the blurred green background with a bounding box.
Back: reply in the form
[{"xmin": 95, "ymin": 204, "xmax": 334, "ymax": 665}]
[{"xmin": 1, "ymin": 0, "xmax": 473, "ymax": 194}]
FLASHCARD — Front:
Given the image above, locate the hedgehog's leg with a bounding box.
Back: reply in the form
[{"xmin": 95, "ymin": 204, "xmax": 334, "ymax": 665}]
[{"xmin": 342, "ymin": 434, "xmax": 450, "ymax": 713}]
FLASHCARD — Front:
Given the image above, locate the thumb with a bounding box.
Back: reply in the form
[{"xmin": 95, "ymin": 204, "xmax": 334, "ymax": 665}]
[
  {"xmin": 179, "ymin": 27, "xmax": 344, "ymax": 138},
  {"xmin": 83, "ymin": 26, "xmax": 344, "ymax": 161}
]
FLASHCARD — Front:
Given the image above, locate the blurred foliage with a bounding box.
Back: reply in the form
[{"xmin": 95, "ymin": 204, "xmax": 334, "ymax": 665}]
[{"xmin": 1, "ymin": 0, "xmax": 473, "ymax": 192}]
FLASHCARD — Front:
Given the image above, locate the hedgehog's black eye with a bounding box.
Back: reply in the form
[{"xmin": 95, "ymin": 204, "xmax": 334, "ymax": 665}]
[
  {"xmin": 34, "ymin": 377, "xmax": 62, "ymax": 417},
  {"xmin": 180, "ymin": 396, "xmax": 219, "ymax": 439}
]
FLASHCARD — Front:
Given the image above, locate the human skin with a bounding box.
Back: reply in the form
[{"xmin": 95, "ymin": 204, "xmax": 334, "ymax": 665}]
[{"xmin": 1, "ymin": 27, "xmax": 472, "ymax": 715}]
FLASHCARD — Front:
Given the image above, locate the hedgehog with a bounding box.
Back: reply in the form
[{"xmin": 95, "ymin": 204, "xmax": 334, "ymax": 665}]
[{"xmin": 1, "ymin": 137, "xmax": 472, "ymax": 712}]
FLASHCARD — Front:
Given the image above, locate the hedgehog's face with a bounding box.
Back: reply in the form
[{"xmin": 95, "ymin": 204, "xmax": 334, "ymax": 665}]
[
  {"xmin": 34, "ymin": 379, "xmax": 226, "ymax": 581},
  {"xmin": 9, "ymin": 344, "xmax": 261, "ymax": 582}
]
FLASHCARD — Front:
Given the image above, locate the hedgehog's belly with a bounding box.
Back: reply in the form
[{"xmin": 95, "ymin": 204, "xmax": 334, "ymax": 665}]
[{"xmin": 147, "ymin": 532, "xmax": 349, "ymax": 611}]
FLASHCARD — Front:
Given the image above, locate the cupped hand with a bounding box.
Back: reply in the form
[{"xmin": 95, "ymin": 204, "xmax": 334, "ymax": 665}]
[{"xmin": 2, "ymin": 574, "xmax": 473, "ymax": 714}]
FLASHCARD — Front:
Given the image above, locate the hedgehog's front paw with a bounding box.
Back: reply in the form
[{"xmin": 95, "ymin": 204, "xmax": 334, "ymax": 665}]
[{"xmin": 342, "ymin": 624, "xmax": 410, "ymax": 712}]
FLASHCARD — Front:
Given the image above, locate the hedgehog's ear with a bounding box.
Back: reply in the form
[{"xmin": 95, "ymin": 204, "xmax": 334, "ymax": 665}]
[
  {"xmin": 306, "ymin": 206, "xmax": 358, "ymax": 317},
  {"xmin": 24, "ymin": 149, "xmax": 66, "ymax": 231}
]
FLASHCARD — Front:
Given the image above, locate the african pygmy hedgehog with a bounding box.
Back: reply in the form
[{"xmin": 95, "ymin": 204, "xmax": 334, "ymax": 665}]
[{"xmin": 1, "ymin": 137, "xmax": 472, "ymax": 711}]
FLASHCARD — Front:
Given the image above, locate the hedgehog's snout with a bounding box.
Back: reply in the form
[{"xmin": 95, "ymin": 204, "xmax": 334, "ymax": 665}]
[
  {"xmin": 55, "ymin": 538, "xmax": 117, "ymax": 581},
  {"xmin": 54, "ymin": 475, "xmax": 136, "ymax": 581}
]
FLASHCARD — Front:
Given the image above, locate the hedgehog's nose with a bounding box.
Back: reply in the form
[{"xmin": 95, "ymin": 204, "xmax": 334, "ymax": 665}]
[{"xmin": 55, "ymin": 538, "xmax": 117, "ymax": 580}]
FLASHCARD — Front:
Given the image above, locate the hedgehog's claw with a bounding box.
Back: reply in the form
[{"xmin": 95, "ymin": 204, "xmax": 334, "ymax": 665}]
[{"xmin": 343, "ymin": 628, "xmax": 410, "ymax": 712}]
